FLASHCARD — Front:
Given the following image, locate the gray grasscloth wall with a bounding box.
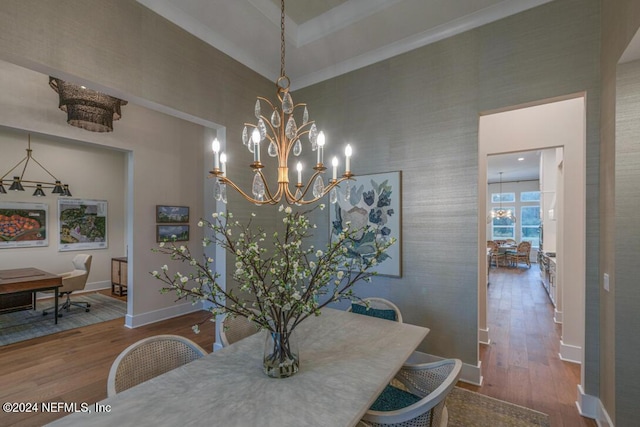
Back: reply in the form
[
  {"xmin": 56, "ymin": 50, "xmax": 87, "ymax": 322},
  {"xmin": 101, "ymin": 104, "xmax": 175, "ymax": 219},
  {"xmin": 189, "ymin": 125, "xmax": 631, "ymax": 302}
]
[
  {"xmin": 297, "ymin": 0, "xmax": 601, "ymax": 374},
  {"xmin": 601, "ymin": 0, "xmax": 640, "ymax": 423},
  {"xmin": 614, "ymin": 60, "xmax": 640, "ymax": 426}
]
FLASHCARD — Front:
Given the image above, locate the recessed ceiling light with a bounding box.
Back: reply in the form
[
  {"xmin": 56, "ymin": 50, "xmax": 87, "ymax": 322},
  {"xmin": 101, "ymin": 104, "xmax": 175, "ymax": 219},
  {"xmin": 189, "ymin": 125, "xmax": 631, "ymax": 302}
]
[{"xmin": 517, "ymin": 157, "xmax": 524, "ymax": 161}]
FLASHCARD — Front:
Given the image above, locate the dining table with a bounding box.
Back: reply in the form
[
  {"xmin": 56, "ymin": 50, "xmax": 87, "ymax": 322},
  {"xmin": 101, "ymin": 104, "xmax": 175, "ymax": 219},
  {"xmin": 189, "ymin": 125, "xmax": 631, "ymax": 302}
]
[{"xmin": 47, "ymin": 307, "xmax": 429, "ymax": 427}]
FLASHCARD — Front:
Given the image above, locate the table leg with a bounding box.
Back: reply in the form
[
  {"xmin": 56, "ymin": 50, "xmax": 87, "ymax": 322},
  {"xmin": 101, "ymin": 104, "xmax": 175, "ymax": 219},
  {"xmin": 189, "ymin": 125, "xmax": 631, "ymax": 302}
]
[{"xmin": 54, "ymin": 290, "xmax": 59, "ymax": 324}]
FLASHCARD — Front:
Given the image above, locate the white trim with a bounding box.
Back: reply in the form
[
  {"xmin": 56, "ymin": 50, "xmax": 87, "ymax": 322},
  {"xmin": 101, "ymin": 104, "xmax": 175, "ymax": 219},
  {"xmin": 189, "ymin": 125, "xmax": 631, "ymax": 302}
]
[
  {"xmin": 125, "ymin": 301, "xmax": 202, "ymax": 329},
  {"xmin": 295, "ymin": 0, "xmax": 404, "ymax": 47},
  {"xmin": 292, "ymin": 0, "xmax": 553, "ymax": 90},
  {"xmin": 577, "ymin": 385, "xmax": 611, "ymax": 426},
  {"xmin": 479, "ymin": 327, "xmax": 490, "ymax": 345},
  {"xmin": 559, "ymin": 340, "xmax": 582, "ymax": 364},
  {"xmin": 554, "ymin": 308, "xmax": 563, "ymax": 324}
]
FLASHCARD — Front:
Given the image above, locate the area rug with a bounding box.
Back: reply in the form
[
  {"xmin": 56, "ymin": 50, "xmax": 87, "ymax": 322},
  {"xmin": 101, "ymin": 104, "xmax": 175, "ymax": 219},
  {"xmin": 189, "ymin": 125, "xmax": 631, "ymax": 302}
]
[
  {"xmin": 447, "ymin": 387, "xmax": 550, "ymax": 427},
  {"xmin": 0, "ymin": 293, "xmax": 126, "ymax": 346}
]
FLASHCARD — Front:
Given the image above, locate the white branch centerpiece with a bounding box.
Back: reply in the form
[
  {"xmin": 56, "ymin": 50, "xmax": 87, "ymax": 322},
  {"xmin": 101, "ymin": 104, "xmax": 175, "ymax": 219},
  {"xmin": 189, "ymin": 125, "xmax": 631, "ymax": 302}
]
[{"xmin": 152, "ymin": 204, "xmax": 395, "ymax": 378}]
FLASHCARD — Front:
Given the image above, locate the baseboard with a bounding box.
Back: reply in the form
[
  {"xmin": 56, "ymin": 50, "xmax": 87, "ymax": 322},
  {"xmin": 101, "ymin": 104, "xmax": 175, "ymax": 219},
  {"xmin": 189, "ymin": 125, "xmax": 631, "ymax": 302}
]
[
  {"xmin": 554, "ymin": 309, "xmax": 563, "ymax": 324},
  {"xmin": 35, "ymin": 280, "xmax": 112, "ymax": 299},
  {"xmin": 479, "ymin": 327, "xmax": 490, "ymax": 345},
  {"xmin": 405, "ymin": 351, "xmax": 482, "ymax": 385},
  {"xmin": 577, "ymin": 385, "xmax": 612, "ymax": 426},
  {"xmin": 125, "ymin": 301, "xmax": 202, "ymax": 328},
  {"xmin": 559, "ymin": 340, "xmax": 582, "ymax": 364}
]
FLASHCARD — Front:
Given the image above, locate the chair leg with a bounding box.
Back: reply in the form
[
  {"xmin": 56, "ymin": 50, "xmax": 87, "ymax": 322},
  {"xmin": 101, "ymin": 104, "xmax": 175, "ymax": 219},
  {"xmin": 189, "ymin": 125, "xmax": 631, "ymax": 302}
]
[{"xmin": 43, "ymin": 292, "xmax": 91, "ymax": 316}]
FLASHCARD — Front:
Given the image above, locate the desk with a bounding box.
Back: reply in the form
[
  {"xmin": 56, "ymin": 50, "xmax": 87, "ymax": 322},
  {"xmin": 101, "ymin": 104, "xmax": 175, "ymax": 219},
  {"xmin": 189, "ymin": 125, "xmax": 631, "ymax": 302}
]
[
  {"xmin": 0, "ymin": 268, "xmax": 62, "ymax": 324},
  {"xmin": 48, "ymin": 308, "xmax": 429, "ymax": 427}
]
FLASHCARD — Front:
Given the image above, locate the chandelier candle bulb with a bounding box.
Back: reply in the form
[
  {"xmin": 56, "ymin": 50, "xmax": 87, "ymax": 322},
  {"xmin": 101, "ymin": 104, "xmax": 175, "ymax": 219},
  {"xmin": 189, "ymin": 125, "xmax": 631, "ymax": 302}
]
[
  {"xmin": 220, "ymin": 152, "xmax": 227, "ymax": 177},
  {"xmin": 252, "ymin": 129, "xmax": 261, "ymax": 163},
  {"xmin": 317, "ymin": 131, "xmax": 325, "ymax": 165},
  {"xmin": 297, "ymin": 162, "xmax": 302, "ymax": 184},
  {"xmin": 345, "ymin": 144, "xmax": 352, "ymax": 173},
  {"xmin": 212, "ymin": 138, "xmax": 220, "ymax": 170},
  {"xmin": 332, "ymin": 157, "xmax": 338, "ymax": 181}
]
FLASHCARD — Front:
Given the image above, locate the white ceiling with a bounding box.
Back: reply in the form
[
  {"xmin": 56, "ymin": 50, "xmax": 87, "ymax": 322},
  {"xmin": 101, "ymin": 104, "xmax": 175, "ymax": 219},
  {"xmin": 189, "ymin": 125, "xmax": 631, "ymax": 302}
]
[
  {"xmin": 487, "ymin": 150, "xmax": 542, "ymax": 184},
  {"xmin": 137, "ymin": 0, "xmax": 552, "ymax": 90},
  {"xmin": 136, "ymin": 0, "xmax": 552, "ymax": 182}
]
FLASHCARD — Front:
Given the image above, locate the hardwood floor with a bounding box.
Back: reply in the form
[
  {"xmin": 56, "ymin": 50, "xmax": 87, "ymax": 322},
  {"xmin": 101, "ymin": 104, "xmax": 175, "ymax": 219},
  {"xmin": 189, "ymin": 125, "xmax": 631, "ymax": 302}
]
[
  {"xmin": 456, "ymin": 265, "xmax": 597, "ymax": 427},
  {"xmin": 0, "ymin": 290, "xmax": 215, "ymax": 427},
  {"xmin": 0, "ymin": 274, "xmax": 598, "ymax": 426}
]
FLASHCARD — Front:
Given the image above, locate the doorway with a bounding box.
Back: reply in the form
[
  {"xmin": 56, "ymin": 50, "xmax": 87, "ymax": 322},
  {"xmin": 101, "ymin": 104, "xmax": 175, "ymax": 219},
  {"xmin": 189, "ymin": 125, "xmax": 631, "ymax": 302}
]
[{"xmin": 477, "ymin": 94, "xmax": 586, "ymax": 387}]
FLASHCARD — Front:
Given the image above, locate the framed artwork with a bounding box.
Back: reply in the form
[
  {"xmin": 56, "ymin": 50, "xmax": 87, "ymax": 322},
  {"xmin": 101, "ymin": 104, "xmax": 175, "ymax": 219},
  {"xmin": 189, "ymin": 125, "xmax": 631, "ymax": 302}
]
[
  {"xmin": 58, "ymin": 199, "xmax": 108, "ymax": 251},
  {"xmin": 157, "ymin": 224, "xmax": 190, "ymax": 242},
  {"xmin": 0, "ymin": 202, "xmax": 49, "ymax": 249},
  {"xmin": 330, "ymin": 171, "xmax": 402, "ymax": 277},
  {"xmin": 156, "ymin": 205, "xmax": 189, "ymax": 223}
]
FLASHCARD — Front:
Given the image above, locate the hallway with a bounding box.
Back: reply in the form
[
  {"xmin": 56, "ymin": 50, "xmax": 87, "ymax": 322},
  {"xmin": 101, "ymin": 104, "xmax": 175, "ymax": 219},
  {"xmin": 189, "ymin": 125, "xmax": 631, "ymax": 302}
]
[{"xmin": 459, "ymin": 265, "xmax": 596, "ymax": 426}]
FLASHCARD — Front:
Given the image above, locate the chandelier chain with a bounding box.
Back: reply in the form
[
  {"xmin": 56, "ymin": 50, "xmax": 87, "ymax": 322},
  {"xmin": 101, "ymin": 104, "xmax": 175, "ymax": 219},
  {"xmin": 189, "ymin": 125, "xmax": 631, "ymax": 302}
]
[{"xmin": 280, "ymin": 0, "xmax": 286, "ymax": 79}]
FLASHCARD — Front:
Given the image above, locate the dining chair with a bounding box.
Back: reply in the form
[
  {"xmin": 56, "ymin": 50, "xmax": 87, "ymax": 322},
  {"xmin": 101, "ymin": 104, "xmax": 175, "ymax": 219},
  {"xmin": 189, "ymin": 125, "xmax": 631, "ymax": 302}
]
[
  {"xmin": 361, "ymin": 359, "xmax": 462, "ymax": 427},
  {"xmin": 107, "ymin": 334, "xmax": 207, "ymax": 397},
  {"xmin": 347, "ymin": 297, "xmax": 403, "ymax": 323},
  {"xmin": 219, "ymin": 313, "xmax": 260, "ymax": 347},
  {"xmin": 486, "ymin": 241, "xmax": 506, "ymax": 268},
  {"xmin": 42, "ymin": 254, "xmax": 92, "ymax": 316},
  {"xmin": 507, "ymin": 241, "xmax": 532, "ymax": 268}
]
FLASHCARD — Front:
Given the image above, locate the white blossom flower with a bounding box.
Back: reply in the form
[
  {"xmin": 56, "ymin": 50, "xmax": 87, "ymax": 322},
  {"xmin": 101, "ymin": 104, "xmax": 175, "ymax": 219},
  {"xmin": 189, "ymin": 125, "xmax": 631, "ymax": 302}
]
[
  {"xmin": 316, "ymin": 250, "xmax": 323, "ymax": 257},
  {"xmin": 309, "ymin": 261, "xmax": 316, "ymax": 269},
  {"xmin": 212, "ymin": 212, "xmax": 218, "ymax": 218},
  {"xmin": 337, "ymin": 271, "xmax": 344, "ymax": 279},
  {"xmin": 179, "ymin": 245, "xmax": 186, "ymax": 252},
  {"xmin": 180, "ymin": 276, "xmax": 188, "ymax": 283},
  {"xmin": 284, "ymin": 206, "xmax": 292, "ymax": 214},
  {"xmin": 159, "ymin": 242, "xmax": 165, "ymax": 248},
  {"xmin": 320, "ymin": 203, "xmax": 325, "ymax": 210},
  {"xmin": 161, "ymin": 264, "xmax": 168, "ymax": 271},
  {"xmin": 197, "ymin": 220, "xmax": 204, "ymax": 227},
  {"xmin": 152, "ymin": 270, "xmax": 159, "ymax": 277}
]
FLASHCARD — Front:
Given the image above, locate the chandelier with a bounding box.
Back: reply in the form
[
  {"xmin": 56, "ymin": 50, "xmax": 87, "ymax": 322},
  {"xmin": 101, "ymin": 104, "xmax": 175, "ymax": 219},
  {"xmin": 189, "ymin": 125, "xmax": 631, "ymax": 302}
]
[
  {"xmin": 0, "ymin": 134, "xmax": 72, "ymax": 197},
  {"xmin": 209, "ymin": 0, "xmax": 353, "ymax": 205},
  {"xmin": 487, "ymin": 172, "xmax": 516, "ymax": 223},
  {"xmin": 49, "ymin": 77, "xmax": 127, "ymax": 133}
]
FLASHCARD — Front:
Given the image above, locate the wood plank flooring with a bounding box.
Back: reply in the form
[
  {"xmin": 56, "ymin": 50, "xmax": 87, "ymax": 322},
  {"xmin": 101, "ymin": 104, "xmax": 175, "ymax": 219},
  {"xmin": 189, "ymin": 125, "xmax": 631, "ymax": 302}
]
[
  {"xmin": 0, "ymin": 273, "xmax": 598, "ymax": 426},
  {"xmin": 0, "ymin": 290, "xmax": 214, "ymax": 427},
  {"xmin": 457, "ymin": 265, "xmax": 597, "ymax": 427}
]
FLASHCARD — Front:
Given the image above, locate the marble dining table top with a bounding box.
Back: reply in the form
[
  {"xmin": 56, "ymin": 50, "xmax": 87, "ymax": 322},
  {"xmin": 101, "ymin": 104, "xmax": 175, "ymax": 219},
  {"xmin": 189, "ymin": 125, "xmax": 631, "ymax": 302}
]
[{"xmin": 47, "ymin": 307, "xmax": 429, "ymax": 427}]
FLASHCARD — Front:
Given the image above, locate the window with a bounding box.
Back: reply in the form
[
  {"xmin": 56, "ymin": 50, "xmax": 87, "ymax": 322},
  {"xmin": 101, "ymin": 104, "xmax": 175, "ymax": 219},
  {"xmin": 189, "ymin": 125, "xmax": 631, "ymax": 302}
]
[
  {"xmin": 521, "ymin": 205, "xmax": 541, "ymax": 247},
  {"xmin": 520, "ymin": 191, "xmax": 540, "ymax": 202},
  {"xmin": 491, "ymin": 207, "xmax": 515, "ymax": 239},
  {"xmin": 491, "ymin": 192, "xmax": 515, "ymax": 203}
]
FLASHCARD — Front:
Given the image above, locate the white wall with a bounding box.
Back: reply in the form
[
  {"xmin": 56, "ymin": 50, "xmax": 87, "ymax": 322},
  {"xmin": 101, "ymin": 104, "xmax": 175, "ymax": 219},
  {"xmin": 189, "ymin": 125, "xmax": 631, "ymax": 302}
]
[
  {"xmin": 478, "ymin": 95, "xmax": 586, "ymax": 364},
  {"xmin": 0, "ymin": 60, "xmax": 209, "ymax": 326},
  {"xmin": 0, "ymin": 127, "xmax": 125, "ymax": 290}
]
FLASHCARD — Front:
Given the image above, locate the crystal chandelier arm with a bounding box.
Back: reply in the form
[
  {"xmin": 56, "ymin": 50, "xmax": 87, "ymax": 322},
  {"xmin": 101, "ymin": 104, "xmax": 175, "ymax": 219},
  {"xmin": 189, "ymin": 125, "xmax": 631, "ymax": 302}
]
[
  {"xmin": 217, "ymin": 175, "xmax": 280, "ymax": 205},
  {"xmin": 257, "ymin": 169, "xmax": 283, "ymax": 204},
  {"xmin": 286, "ymin": 175, "xmax": 353, "ymax": 205}
]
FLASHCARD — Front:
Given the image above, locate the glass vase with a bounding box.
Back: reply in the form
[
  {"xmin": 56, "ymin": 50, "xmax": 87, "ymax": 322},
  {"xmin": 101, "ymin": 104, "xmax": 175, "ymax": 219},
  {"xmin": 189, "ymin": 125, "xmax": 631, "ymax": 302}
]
[{"xmin": 263, "ymin": 329, "xmax": 299, "ymax": 378}]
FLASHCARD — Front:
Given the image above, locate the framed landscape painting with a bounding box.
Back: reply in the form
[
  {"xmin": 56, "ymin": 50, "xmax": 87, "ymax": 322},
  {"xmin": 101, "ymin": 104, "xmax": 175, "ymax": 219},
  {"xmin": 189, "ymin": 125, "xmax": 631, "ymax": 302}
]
[
  {"xmin": 157, "ymin": 224, "xmax": 190, "ymax": 242},
  {"xmin": 0, "ymin": 202, "xmax": 48, "ymax": 249},
  {"xmin": 156, "ymin": 205, "xmax": 189, "ymax": 223},
  {"xmin": 58, "ymin": 199, "xmax": 108, "ymax": 251},
  {"xmin": 329, "ymin": 171, "xmax": 402, "ymax": 277}
]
